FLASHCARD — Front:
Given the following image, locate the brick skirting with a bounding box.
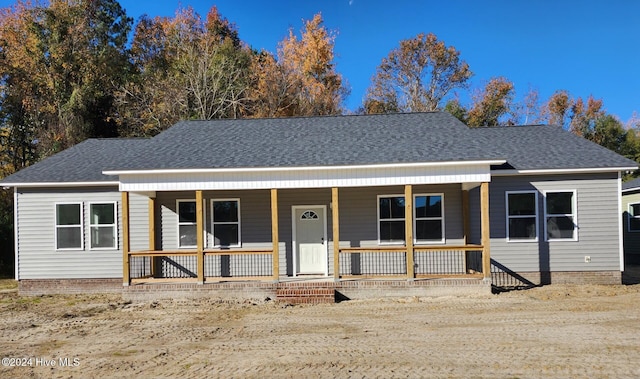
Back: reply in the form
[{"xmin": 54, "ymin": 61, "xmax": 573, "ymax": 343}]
[
  {"xmin": 17, "ymin": 271, "xmax": 621, "ymax": 300},
  {"xmin": 492, "ymin": 271, "xmax": 622, "ymax": 287},
  {"xmin": 18, "ymin": 279, "xmax": 122, "ymax": 296}
]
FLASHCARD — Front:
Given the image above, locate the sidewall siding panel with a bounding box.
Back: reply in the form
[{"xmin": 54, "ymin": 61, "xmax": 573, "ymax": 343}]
[
  {"xmin": 17, "ymin": 187, "xmax": 124, "ymax": 279},
  {"xmin": 472, "ymin": 173, "xmax": 621, "ymax": 272}
]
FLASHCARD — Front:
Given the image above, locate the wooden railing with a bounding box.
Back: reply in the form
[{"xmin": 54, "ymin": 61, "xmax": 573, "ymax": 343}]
[
  {"xmin": 128, "ymin": 249, "xmax": 274, "ymax": 283},
  {"xmin": 339, "ymin": 245, "xmax": 484, "ymax": 279}
]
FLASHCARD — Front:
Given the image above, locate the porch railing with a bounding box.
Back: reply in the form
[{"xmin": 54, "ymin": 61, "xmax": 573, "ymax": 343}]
[
  {"xmin": 339, "ymin": 247, "xmax": 408, "ymax": 278},
  {"xmin": 128, "ymin": 249, "xmax": 273, "ymax": 282},
  {"xmin": 339, "ymin": 245, "xmax": 484, "ymax": 279}
]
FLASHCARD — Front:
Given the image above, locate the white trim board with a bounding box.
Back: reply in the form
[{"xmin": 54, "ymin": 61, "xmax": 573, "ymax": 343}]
[{"xmin": 116, "ymin": 163, "xmax": 495, "ymax": 192}]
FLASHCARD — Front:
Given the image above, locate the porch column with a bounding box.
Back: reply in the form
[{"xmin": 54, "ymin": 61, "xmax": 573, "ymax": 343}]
[
  {"xmin": 148, "ymin": 196, "xmax": 156, "ymax": 277},
  {"xmin": 480, "ymin": 182, "xmax": 491, "ymax": 280},
  {"xmin": 271, "ymin": 189, "xmax": 279, "ymax": 282},
  {"xmin": 196, "ymin": 190, "xmax": 205, "ymax": 284},
  {"xmin": 461, "ymin": 189, "xmax": 470, "ymax": 245},
  {"xmin": 405, "ymin": 184, "xmax": 415, "ymax": 279},
  {"xmin": 332, "ymin": 187, "xmax": 340, "ymax": 281},
  {"xmin": 121, "ymin": 191, "xmax": 130, "ymax": 286}
]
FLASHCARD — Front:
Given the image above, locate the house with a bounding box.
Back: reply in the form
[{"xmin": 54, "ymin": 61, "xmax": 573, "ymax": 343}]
[
  {"xmin": 622, "ymin": 177, "xmax": 640, "ymax": 265},
  {"xmin": 1, "ymin": 112, "xmax": 636, "ymax": 299}
]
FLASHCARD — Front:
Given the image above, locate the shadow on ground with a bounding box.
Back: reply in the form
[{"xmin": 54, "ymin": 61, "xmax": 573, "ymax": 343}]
[{"xmin": 623, "ymin": 264, "xmax": 640, "ymax": 285}]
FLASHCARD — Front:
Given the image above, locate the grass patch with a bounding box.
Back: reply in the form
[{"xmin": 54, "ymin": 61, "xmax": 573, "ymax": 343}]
[{"xmin": 0, "ymin": 279, "xmax": 17, "ymax": 290}]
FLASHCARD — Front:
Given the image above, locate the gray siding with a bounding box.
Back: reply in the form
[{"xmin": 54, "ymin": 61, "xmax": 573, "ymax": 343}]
[
  {"xmin": 471, "ymin": 173, "xmax": 621, "ymax": 273},
  {"xmin": 129, "ymin": 192, "xmax": 151, "ymax": 251},
  {"xmin": 16, "ymin": 187, "xmax": 123, "ymax": 279},
  {"xmin": 152, "ymin": 185, "xmax": 465, "ymax": 277},
  {"xmin": 622, "ymin": 191, "xmax": 640, "ymax": 259}
]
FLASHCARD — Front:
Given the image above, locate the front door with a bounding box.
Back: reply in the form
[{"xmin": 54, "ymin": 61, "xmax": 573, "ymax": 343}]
[{"xmin": 293, "ymin": 206, "xmax": 327, "ymax": 275}]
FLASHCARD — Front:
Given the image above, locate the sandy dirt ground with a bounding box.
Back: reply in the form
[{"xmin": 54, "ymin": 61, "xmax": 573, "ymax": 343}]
[{"xmin": 1, "ymin": 282, "xmax": 639, "ymax": 379}]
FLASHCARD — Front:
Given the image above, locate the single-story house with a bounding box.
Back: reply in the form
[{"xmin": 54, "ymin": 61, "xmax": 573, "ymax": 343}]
[
  {"xmin": 622, "ymin": 177, "xmax": 640, "ymax": 264},
  {"xmin": 1, "ymin": 112, "xmax": 637, "ymax": 298}
]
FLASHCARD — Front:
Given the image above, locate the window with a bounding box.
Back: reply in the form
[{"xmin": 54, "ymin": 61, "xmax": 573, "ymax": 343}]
[
  {"xmin": 628, "ymin": 203, "xmax": 640, "ymax": 232},
  {"xmin": 544, "ymin": 191, "xmax": 577, "ymax": 241},
  {"xmin": 378, "ymin": 196, "xmax": 405, "ymax": 243},
  {"xmin": 301, "ymin": 210, "xmax": 319, "ymax": 220},
  {"xmin": 414, "ymin": 194, "xmax": 444, "ymax": 243},
  {"xmin": 177, "ymin": 200, "xmax": 197, "ymax": 248},
  {"xmin": 506, "ymin": 191, "xmax": 538, "ymax": 241},
  {"xmin": 56, "ymin": 203, "xmax": 83, "ymax": 250},
  {"xmin": 212, "ymin": 199, "xmax": 240, "ymax": 247},
  {"xmin": 89, "ymin": 202, "xmax": 117, "ymax": 249}
]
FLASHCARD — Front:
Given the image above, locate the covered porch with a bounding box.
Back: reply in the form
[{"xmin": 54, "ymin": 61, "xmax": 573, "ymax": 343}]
[{"xmin": 120, "ymin": 182, "xmax": 492, "ymax": 286}]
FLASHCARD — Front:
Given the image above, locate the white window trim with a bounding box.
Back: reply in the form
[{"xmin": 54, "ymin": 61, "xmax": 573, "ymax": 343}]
[
  {"xmin": 377, "ymin": 194, "xmax": 406, "ymax": 245},
  {"xmin": 177, "ymin": 199, "xmax": 198, "ymax": 249},
  {"xmin": 413, "ymin": 193, "xmax": 445, "ymax": 244},
  {"xmin": 505, "ymin": 191, "xmax": 539, "ymax": 243},
  {"xmin": 55, "ymin": 202, "xmax": 84, "ymax": 251},
  {"xmin": 543, "ymin": 190, "xmax": 578, "ymax": 242},
  {"xmin": 628, "ymin": 202, "xmax": 640, "ymax": 233},
  {"xmin": 210, "ymin": 198, "xmax": 242, "ymax": 248},
  {"xmin": 88, "ymin": 201, "xmax": 118, "ymax": 250}
]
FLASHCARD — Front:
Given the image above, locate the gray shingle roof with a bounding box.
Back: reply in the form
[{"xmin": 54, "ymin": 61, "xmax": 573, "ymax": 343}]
[
  {"xmin": 623, "ymin": 177, "xmax": 640, "ymax": 191},
  {"xmin": 0, "ymin": 138, "xmax": 147, "ymax": 184},
  {"xmin": 1, "ymin": 112, "xmax": 637, "ymax": 185},
  {"xmin": 109, "ymin": 112, "xmax": 498, "ymax": 170},
  {"xmin": 471, "ymin": 125, "xmax": 637, "ymax": 170}
]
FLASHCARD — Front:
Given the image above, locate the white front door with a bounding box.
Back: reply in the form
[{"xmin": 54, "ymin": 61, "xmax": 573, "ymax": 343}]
[{"xmin": 293, "ymin": 206, "xmax": 327, "ymax": 275}]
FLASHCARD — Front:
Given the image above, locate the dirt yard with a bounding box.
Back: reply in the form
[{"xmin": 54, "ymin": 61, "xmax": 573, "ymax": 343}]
[{"xmin": 1, "ymin": 281, "xmax": 639, "ymax": 379}]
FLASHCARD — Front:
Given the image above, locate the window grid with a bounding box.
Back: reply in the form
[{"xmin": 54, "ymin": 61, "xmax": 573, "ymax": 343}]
[
  {"xmin": 505, "ymin": 191, "xmax": 538, "ymax": 242},
  {"xmin": 413, "ymin": 193, "xmax": 445, "ymax": 244},
  {"xmin": 211, "ymin": 199, "xmax": 241, "ymax": 248},
  {"xmin": 544, "ymin": 190, "xmax": 578, "ymax": 241},
  {"xmin": 177, "ymin": 199, "xmax": 197, "ymax": 248},
  {"xmin": 377, "ymin": 195, "xmax": 406, "ymax": 245},
  {"xmin": 55, "ymin": 202, "xmax": 84, "ymax": 251},
  {"xmin": 89, "ymin": 202, "xmax": 118, "ymax": 250}
]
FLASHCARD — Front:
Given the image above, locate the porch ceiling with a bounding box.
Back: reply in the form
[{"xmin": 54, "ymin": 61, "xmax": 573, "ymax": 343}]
[{"xmin": 108, "ymin": 160, "xmax": 504, "ymax": 192}]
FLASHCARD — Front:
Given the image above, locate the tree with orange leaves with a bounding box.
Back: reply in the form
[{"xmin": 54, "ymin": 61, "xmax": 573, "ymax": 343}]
[
  {"xmin": 466, "ymin": 77, "xmax": 515, "ymax": 127},
  {"xmin": 249, "ymin": 13, "xmax": 348, "ymax": 118},
  {"xmin": 364, "ymin": 33, "xmax": 472, "ymax": 114}
]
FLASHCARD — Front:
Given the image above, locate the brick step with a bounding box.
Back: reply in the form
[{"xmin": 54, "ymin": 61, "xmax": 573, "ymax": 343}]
[{"xmin": 276, "ymin": 287, "xmax": 335, "ymax": 304}]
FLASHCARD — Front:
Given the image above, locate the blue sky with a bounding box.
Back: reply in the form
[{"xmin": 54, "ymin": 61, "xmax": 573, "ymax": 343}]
[{"xmin": 3, "ymin": 0, "xmax": 639, "ymax": 124}]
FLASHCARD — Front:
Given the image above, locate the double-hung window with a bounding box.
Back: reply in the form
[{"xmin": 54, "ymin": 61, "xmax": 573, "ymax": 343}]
[
  {"xmin": 89, "ymin": 202, "xmax": 117, "ymax": 249},
  {"xmin": 378, "ymin": 196, "xmax": 405, "ymax": 243},
  {"xmin": 378, "ymin": 194, "xmax": 445, "ymax": 244},
  {"xmin": 212, "ymin": 199, "xmax": 241, "ymax": 247},
  {"xmin": 177, "ymin": 200, "xmax": 197, "ymax": 248},
  {"xmin": 55, "ymin": 203, "xmax": 83, "ymax": 250},
  {"xmin": 506, "ymin": 191, "xmax": 538, "ymax": 241},
  {"xmin": 414, "ymin": 194, "xmax": 444, "ymax": 243},
  {"xmin": 544, "ymin": 191, "xmax": 577, "ymax": 241},
  {"xmin": 628, "ymin": 203, "xmax": 640, "ymax": 232}
]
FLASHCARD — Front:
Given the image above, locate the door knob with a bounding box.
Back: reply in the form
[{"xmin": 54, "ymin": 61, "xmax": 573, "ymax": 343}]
[{"xmin": 321, "ymin": 237, "xmax": 324, "ymax": 244}]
